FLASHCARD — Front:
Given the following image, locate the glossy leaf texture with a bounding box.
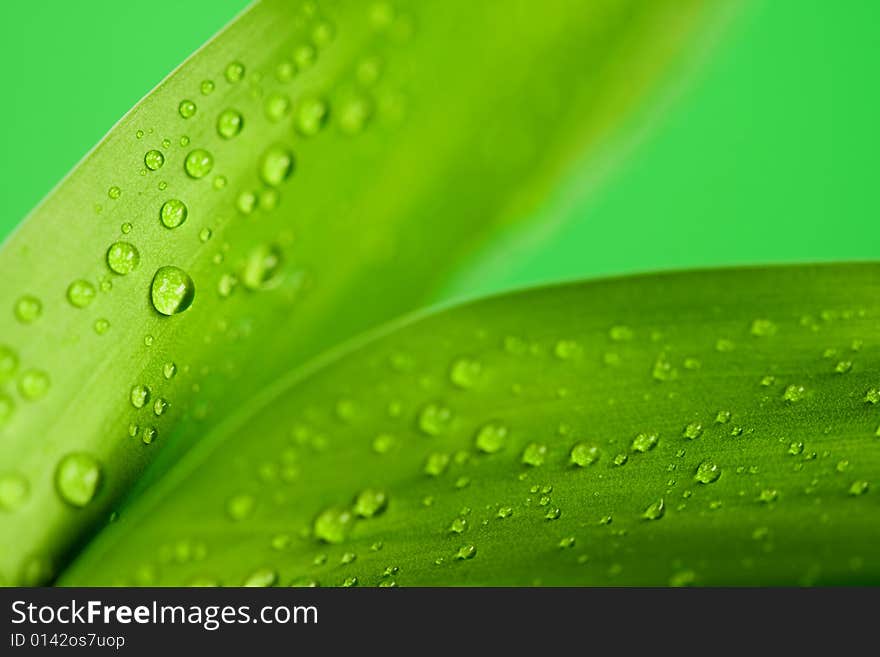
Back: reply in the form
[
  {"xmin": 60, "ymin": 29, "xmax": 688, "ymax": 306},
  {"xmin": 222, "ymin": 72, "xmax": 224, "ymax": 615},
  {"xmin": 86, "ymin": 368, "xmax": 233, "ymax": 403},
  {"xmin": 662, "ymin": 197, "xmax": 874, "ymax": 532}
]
[
  {"xmin": 61, "ymin": 264, "xmax": 880, "ymax": 586},
  {"xmin": 0, "ymin": 0, "xmax": 718, "ymax": 584}
]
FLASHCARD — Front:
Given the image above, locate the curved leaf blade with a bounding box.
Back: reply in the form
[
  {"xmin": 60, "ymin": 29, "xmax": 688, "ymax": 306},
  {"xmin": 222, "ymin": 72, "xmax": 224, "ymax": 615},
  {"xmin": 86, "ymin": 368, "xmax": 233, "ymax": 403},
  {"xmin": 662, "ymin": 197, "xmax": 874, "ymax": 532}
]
[
  {"xmin": 62, "ymin": 264, "xmax": 880, "ymax": 586},
  {"xmin": 0, "ymin": 0, "xmax": 717, "ymax": 584}
]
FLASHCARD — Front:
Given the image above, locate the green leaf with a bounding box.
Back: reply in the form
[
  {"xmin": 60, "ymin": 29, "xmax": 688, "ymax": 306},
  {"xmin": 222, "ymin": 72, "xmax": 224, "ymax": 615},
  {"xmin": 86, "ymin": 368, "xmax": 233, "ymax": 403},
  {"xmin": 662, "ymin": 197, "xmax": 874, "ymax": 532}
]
[
  {"xmin": 60, "ymin": 264, "xmax": 880, "ymax": 586},
  {"xmin": 0, "ymin": 0, "xmax": 719, "ymax": 584}
]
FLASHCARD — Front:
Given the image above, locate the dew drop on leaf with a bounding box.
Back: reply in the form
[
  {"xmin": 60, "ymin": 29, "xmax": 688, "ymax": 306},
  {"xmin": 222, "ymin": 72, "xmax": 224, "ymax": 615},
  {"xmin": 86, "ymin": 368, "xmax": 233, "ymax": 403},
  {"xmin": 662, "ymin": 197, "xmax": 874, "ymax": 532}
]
[
  {"xmin": 184, "ymin": 149, "xmax": 214, "ymax": 179},
  {"xmin": 55, "ymin": 452, "xmax": 101, "ymax": 508},
  {"xmin": 66, "ymin": 280, "xmax": 96, "ymax": 308},
  {"xmin": 782, "ymin": 384, "xmax": 806, "ymax": 402},
  {"xmin": 18, "ymin": 370, "xmax": 50, "ymax": 400},
  {"xmin": 423, "ymin": 452, "xmax": 450, "ymax": 476},
  {"xmin": 130, "ymin": 384, "xmax": 150, "ymax": 409},
  {"xmin": 642, "ymin": 498, "xmax": 665, "ymax": 521},
  {"xmin": 848, "ymin": 481, "xmax": 869, "ymax": 496},
  {"xmin": 226, "ymin": 493, "xmax": 255, "ymax": 521},
  {"xmin": 295, "ymin": 97, "xmax": 329, "ymax": 136},
  {"xmin": 216, "ymin": 109, "xmax": 244, "ymax": 139},
  {"xmin": 259, "ymin": 146, "xmax": 294, "ymax": 187},
  {"xmin": 569, "ymin": 442, "xmax": 599, "ymax": 467},
  {"xmin": 108, "ymin": 185, "xmax": 122, "ymax": 199},
  {"xmin": 242, "ymin": 568, "xmax": 277, "ymax": 587},
  {"xmin": 142, "ymin": 427, "xmax": 158, "ymax": 445},
  {"xmin": 224, "ymin": 61, "xmax": 245, "ymax": 83},
  {"xmin": 631, "ymin": 432, "xmax": 658, "ymax": 453},
  {"xmin": 353, "ymin": 488, "xmax": 388, "ymax": 518},
  {"xmin": 264, "ymin": 93, "xmax": 291, "ymax": 122},
  {"xmin": 163, "ymin": 362, "xmax": 177, "ymax": 379},
  {"xmin": 521, "ymin": 442, "xmax": 547, "ymax": 467},
  {"xmin": 449, "ymin": 357, "xmax": 481, "ymax": 389},
  {"xmin": 106, "ymin": 241, "xmax": 140, "ymax": 275},
  {"xmin": 455, "ymin": 544, "xmax": 477, "ymax": 560},
  {"xmin": 418, "ymin": 402, "xmax": 453, "ymax": 436},
  {"xmin": 200, "ymin": 80, "xmax": 215, "ymax": 95},
  {"xmin": 241, "ymin": 244, "xmax": 283, "ymax": 290},
  {"xmin": 160, "ymin": 199, "xmax": 188, "ymax": 229},
  {"xmin": 150, "ymin": 266, "xmax": 195, "ymax": 316},
  {"xmin": 0, "ymin": 345, "xmax": 18, "ymax": 382},
  {"xmin": 474, "ymin": 421, "xmax": 508, "ymax": 454},
  {"xmin": 694, "ymin": 460, "xmax": 721, "ymax": 484},
  {"xmin": 682, "ymin": 422, "xmax": 703, "ymax": 440},
  {"xmin": 313, "ymin": 507, "xmax": 354, "ymax": 544},
  {"xmin": 14, "ymin": 296, "xmax": 42, "ymax": 323},
  {"xmin": 144, "ymin": 149, "xmax": 165, "ymax": 171},
  {"xmin": 178, "ymin": 100, "xmax": 196, "ymax": 118}
]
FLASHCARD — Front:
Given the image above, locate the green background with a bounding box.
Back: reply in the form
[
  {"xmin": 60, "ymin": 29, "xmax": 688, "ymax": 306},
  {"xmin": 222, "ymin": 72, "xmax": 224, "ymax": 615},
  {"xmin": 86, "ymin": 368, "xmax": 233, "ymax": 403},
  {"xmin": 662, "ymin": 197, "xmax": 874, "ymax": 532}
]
[{"xmin": 1, "ymin": 0, "xmax": 877, "ymax": 295}]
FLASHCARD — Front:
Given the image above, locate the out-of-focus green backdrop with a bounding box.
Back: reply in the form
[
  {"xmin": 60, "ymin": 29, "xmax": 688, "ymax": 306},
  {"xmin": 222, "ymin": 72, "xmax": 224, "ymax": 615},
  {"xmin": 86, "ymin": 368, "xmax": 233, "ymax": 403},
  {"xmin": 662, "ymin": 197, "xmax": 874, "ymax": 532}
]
[{"xmin": 1, "ymin": 0, "xmax": 877, "ymax": 295}]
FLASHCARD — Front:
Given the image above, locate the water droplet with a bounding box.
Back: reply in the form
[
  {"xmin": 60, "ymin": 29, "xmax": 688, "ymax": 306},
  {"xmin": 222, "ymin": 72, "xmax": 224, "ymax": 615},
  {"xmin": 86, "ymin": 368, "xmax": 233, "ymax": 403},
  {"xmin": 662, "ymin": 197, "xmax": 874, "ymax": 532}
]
[
  {"xmin": 669, "ymin": 570, "xmax": 696, "ymax": 587},
  {"xmin": 243, "ymin": 568, "xmax": 277, "ymax": 587},
  {"xmin": 93, "ymin": 318, "xmax": 110, "ymax": 335},
  {"xmin": 474, "ymin": 421, "xmax": 508, "ymax": 454},
  {"xmin": 293, "ymin": 43, "xmax": 316, "ymax": 69},
  {"xmin": 750, "ymin": 319, "xmax": 777, "ymax": 337},
  {"xmin": 153, "ymin": 397, "xmax": 168, "ymax": 416},
  {"xmin": 613, "ymin": 453, "xmax": 628, "ymax": 466},
  {"xmin": 834, "ymin": 360, "xmax": 853, "ymax": 374},
  {"xmin": 160, "ymin": 199, "xmax": 188, "ymax": 228},
  {"xmin": 448, "ymin": 357, "xmax": 482, "ymax": 389},
  {"xmin": 14, "ymin": 296, "xmax": 42, "ymax": 323},
  {"xmin": 449, "ymin": 517, "xmax": 467, "ymax": 534},
  {"xmin": 758, "ymin": 489, "xmax": 778, "ymax": 504},
  {"xmin": 642, "ymin": 498, "xmax": 665, "ymax": 520},
  {"xmin": 340, "ymin": 552, "xmax": 357, "ymax": 565},
  {"xmin": 423, "ymin": 452, "xmax": 450, "ymax": 476},
  {"xmin": 788, "ymin": 441, "xmax": 804, "ymax": 455},
  {"xmin": 108, "ymin": 185, "xmax": 122, "ymax": 199},
  {"xmin": 184, "ymin": 149, "xmax": 214, "ymax": 179},
  {"xmin": 18, "ymin": 370, "xmax": 50, "ymax": 400},
  {"xmin": 353, "ymin": 488, "xmax": 388, "ymax": 518},
  {"xmin": 55, "ymin": 453, "xmax": 101, "ymax": 507},
  {"xmin": 241, "ymin": 244, "xmax": 283, "ymax": 290},
  {"xmin": 836, "ymin": 459, "xmax": 849, "ymax": 473},
  {"xmin": 694, "ymin": 460, "xmax": 721, "ymax": 484},
  {"xmin": 631, "ymin": 432, "xmax": 658, "ymax": 453},
  {"xmin": 864, "ymin": 388, "xmax": 880, "ymax": 404},
  {"xmin": 264, "ymin": 93, "xmax": 291, "ymax": 122},
  {"xmin": 313, "ymin": 507, "xmax": 354, "ymax": 544},
  {"xmin": 178, "ymin": 100, "xmax": 196, "ymax": 118},
  {"xmin": 180, "ymin": 135, "xmax": 190, "ymax": 147},
  {"xmin": 226, "ymin": 493, "xmax": 255, "ymax": 520},
  {"xmin": 683, "ymin": 422, "xmax": 703, "ymax": 440},
  {"xmin": 554, "ymin": 340, "xmax": 582, "ymax": 359},
  {"xmin": 848, "ymin": 480, "xmax": 869, "ymax": 496},
  {"xmin": 150, "ymin": 266, "xmax": 195, "ymax": 315},
  {"xmin": 609, "ymin": 325, "xmax": 633, "ymax": 341},
  {"xmin": 142, "ymin": 427, "xmax": 158, "ymax": 444},
  {"xmin": 292, "ymin": 97, "xmax": 329, "ymax": 137},
  {"xmin": 200, "ymin": 80, "xmax": 215, "ymax": 95},
  {"xmin": 569, "ymin": 442, "xmax": 599, "ymax": 467},
  {"xmin": 715, "ymin": 338, "xmax": 735, "ymax": 352},
  {"xmin": 130, "ymin": 385, "xmax": 150, "ymax": 409},
  {"xmin": 341, "ymin": 576, "xmax": 358, "ymax": 587},
  {"xmin": 144, "ymin": 149, "xmax": 165, "ymax": 171},
  {"xmin": 162, "ymin": 362, "xmax": 177, "ymax": 380},
  {"xmin": 66, "ymin": 280, "xmax": 96, "ymax": 308},
  {"xmin": 136, "ymin": 129, "xmax": 144, "ymax": 139},
  {"xmin": 217, "ymin": 109, "xmax": 244, "ymax": 139},
  {"xmin": 418, "ymin": 402, "xmax": 453, "ymax": 436},
  {"xmin": 106, "ymin": 241, "xmax": 140, "ymax": 275},
  {"xmin": 259, "ymin": 145, "xmax": 294, "ymax": 186},
  {"xmin": 545, "ymin": 507, "xmax": 561, "ymax": 520},
  {"xmin": 0, "ymin": 473, "xmax": 29, "ymax": 511},
  {"xmin": 339, "ymin": 94, "xmax": 372, "ymax": 134},
  {"xmin": 783, "ymin": 385, "xmax": 806, "ymax": 402},
  {"xmin": 455, "ymin": 544, "xmax": 476, "ymax": 560},
  {"xmin": 199, "ymin": 227, "xmax": 213, "ymax": 243},
  {"xmin": 120, "ymin": 222, "xmax": 132, "ymax": 235},
  {"xmin": 521, "ymin": 443, "xmax": 547, "ymax": 467},
  {"xmin": 225, "ymin": 61, "xmax": 245, "ymax": 83},
  {"xmin": 715, "ymin": 410, "xmax": 731, "ymax": 424}
]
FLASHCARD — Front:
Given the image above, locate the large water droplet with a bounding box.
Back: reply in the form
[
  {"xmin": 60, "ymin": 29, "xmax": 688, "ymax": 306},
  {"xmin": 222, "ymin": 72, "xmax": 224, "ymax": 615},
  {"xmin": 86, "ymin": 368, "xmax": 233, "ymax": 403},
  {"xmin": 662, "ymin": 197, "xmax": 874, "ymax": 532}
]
[
  {"xmin": 151, "ymin": 266, "xmax": 195, "ymax": 316},
  {"xmin": 569, "ymin": 442, "xmax": 599, "ymax": 467},
  {"xmin": 66, "ymin": 280, "xmax": 96, "ymax": 308},
  {"xmin": 241, "ymin": 244, "xmax": 283, "ymax": 290},
  {"xmin": 144, "ymin": 149, "xmax": 165, "ymax": 171},
  {"xmin": 184, "ymin": 149, "xmax": 214, "ymax": 179},
  {"xmin": 106, "ymin": 242, "xmax": 140, "ymax": 275},
  {"xmin": 295, "ymin": 97, "xmax": 329, "ymax": 136},
  {"xmin": 474, "ymin": 421, "xmax": 508, "ymax": 454},
  {"xmin": 130, "ymin": 384, "xmax": 150, "ymax": 409},
  {"xmin": 14, "ymin": 296, "xmax": 42, "ymax": 323},
  {"xmin": 217, "ymin": 109, "xmax": 244, "ymax": 139},
  {"xmin": 313, "ymin": 507, "xmax": 354, "ymax": 544},
  {"xmin": 418, "ymin": 402, "xmax": 452, "ymax": 436},
  {"xmin": 160, "ymin": 199, "xmax": 188, "ymax": 229},
  {"xmin": 353, "ymin": 489, "xmax": 388, "ymax": 518},
  {"xmin": 55, "ymin": 453, "xmax": 101, "ymax": 507},
  {"xmin": 259, "ymin": 146, "xmax": 294, "ymax": 186},
  {"xmin": 694, "ymin": 460, "xmax": 721, "ymax": 484}
]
